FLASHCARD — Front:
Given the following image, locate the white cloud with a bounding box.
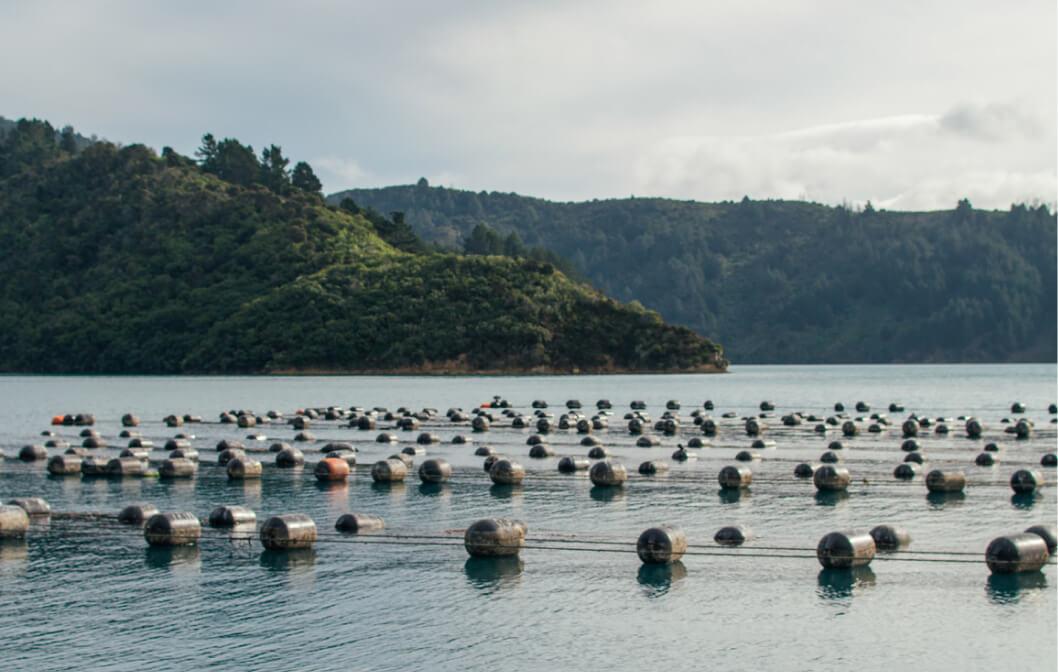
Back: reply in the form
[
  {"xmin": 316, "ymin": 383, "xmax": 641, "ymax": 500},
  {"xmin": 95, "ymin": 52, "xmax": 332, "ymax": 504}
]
[
  {"xmin": 311, "ymin": 157, "xmax": 370, "ymax": 189},
  {"xmin": 634, "ymin": 105, "xmax": 1056, "ymax": 210}
]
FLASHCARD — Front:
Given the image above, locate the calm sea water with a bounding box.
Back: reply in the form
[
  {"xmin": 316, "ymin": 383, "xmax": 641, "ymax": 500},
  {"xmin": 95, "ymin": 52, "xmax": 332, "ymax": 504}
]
[{"xmin": 0, "ymin": 364, "xmax": 1055, "ymax": 672}]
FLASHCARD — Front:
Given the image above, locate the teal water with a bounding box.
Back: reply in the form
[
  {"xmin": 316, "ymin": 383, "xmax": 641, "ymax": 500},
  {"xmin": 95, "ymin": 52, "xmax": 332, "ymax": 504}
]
[{"xmin": 0, "ymin": 364, "xmax": 1055, "ymax": 671}]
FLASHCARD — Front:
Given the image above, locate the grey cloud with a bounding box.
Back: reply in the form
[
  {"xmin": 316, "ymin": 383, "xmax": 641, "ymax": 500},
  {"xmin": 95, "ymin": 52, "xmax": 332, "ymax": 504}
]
[
  {"xmin": 939, "ymin": 103, "xmax": 1043, "ymax": 141},
  {"xmin": 634, "ymin": 106, "xmax": 1055, "ymax": 210},
  {"xmin": 0, "ymin": 1, "xmax": 1053, "ymax": 209}
]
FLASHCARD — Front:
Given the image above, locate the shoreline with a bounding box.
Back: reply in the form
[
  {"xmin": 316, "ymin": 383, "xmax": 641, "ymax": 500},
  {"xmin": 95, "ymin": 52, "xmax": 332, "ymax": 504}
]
[{"xmin": 0, "ymin": 364, "xmax": 729, "ymax": 377}]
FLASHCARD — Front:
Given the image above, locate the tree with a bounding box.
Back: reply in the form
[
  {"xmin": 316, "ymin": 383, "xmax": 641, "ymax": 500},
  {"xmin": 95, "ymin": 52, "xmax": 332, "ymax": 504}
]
[
  {"xmin": 464, "ymin": 223, "xmax": 503, "ymax": 255},
  {"xmin": 59, "ymin": 125, "xmax": 78, "ymax": 154},
  {"xmin": 0, "ymin": 119, "xmax": 59, "ymax": 177},
  {"xmin": 339, "ymin": 197, "xmax": 361, "ymax": 215},
  {"xmin": 162, "ymin": 146, "xmax": 194, "ymax": 168},
  {"xmin": 291, "ymin": 161, "xmax": 322, "ymax": 195},
  {"xmin": 503, "ymin": 231, "xmax": 526, "ymax": 257},
  {"xmin": 195, "ymin": 133, "xmax": 218, "ymax": 170},
  {"xmin": 259, "ymin": 144, "xmax": 290, "ymax": 194},
  {"xmin": 212, "ymin": 138, "xmax": 258, "ymax": 186},
  {"xmin": 417, "ymin": 177, "xmax": 429, "ymax": 188}
]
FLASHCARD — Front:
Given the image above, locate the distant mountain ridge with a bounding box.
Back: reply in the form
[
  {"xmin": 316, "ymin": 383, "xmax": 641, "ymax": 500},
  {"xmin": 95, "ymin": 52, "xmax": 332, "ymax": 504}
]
[{"xmin": 332, "ymin": 183, "xmax": 1057, "ymax": 364}]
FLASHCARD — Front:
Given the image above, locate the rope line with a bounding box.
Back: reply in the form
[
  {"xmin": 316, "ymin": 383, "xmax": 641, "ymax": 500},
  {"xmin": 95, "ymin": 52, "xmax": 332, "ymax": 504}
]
[{"xmin": 17, "ymin": 517, "xmax": 1055, "ymax": 566}]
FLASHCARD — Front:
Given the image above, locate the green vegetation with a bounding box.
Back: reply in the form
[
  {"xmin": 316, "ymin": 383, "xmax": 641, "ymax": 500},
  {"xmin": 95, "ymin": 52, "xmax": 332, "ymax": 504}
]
[
  {"xmin": 0, "ymin": 119, "xmax": 724, "ymax": 374},
  {"xmin": 333, "ymin": 184, "xmax": 1058, "ymax": 363}
]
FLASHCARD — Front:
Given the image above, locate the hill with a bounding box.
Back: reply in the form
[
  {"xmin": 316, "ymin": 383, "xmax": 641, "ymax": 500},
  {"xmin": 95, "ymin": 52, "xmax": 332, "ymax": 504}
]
[
  {"xmin": 0, "ymin": 119, "xmax": 725, "ymax": 374},
  {"xmin": 332, "ymin": 182, "xmax": 1057, "ymax": 364}
]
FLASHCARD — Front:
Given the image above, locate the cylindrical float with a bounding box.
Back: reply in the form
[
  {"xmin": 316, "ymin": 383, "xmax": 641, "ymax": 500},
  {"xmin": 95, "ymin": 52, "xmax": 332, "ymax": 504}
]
[
  {"xmin": 464, "ymin": 518, "xmax": 527, "ymax": 557},
  {"xmin": 217, "ymin": 448, "xmax": 246, "ymax": 466},
  {"xmin": 19, "ymin": 444, "xmax": 47, "ymax": 462},
  {"xmin": 107, "ymin": 457, "xmax": 147, "ymax": 477},
  {"xmin": 985, "ymin": 534, "xmax": 1050, "ymax": 574},
  {"xmin": 1024, "ymin": 525, "xmax": 1057, "ymax": 554},
  {"xmin": 260, "ymin": 514, "xmax": 317, "ymax": 550},
  {"xmin": 528, "ymin": 444, "xmax": 555, "ymax": 458},
  {"xmin": 589, "ymin": 461, "xmax": 627, "ymax": 487},
  {"xmin": 638, "ymin": 460, "xmax": 670, "ymax": 475},
  {"xmin": 226, "ymin": 457, "xmax": 263, "ymax": 480},
  {"xmin": 144, "ymin": 512, "xmax": 201, "ymax": 546},
  {"xmin": 0, "ymin": 505, "xmax": 30, "ymax": 538},
  {"xmin": 169, "ymin": 448, "xmax": 199, "ymax": 462},
  {"xmin": 418, "ymin": 458, "xmax": 452, "ymax": 484},
  {"xmin": 558, "ymin": 456, "xmax": 590, "ymax": 473},
  {"xmin": 335, "ymin": 513, "xmax": 385, "ymax": 533},
  {"xmin": 164, "ymin": 438, "xmax": 191, "ymax": 452},
  {"xmin": 1010, "ymin": 469, "xmax": 1044, "ymax": 494},
  {"xmin": 636, "ymin": 525, "xmax": 687, "ymax": 564},
  {"xmin": 208, "ymin": 505, "xmax": 256, "ymax": 527},
  {"xmin": 118, "ymin": 504, "xmax": 159, "ymax": 525},
  {"xmin": 276, "ymin": 447, "xmax": 306, "ymax": 468},
  {"xmin": 80, "ymin": 456, "xmax": 109, "ymax": 476},
  {"xmin": 869, "ymin": 524, "xmax": 911, "ymax": 550},
  {"xmin": 6, "ymin": 497, "xmax": 50, "ymax": 516},
  {"xmin": 817, "ymin": 531, "xmax": 876, "ymax": 569},
  {"xmin": 902, "ymin": 420, "xmax": 918, "ymax": 437},
  {"xmin": 216, "ymin": 439, "xmax": 245, "ymax": 452},
  {"xmin": 489, "ymin": 459, "xmax": 525, "ymax": 485},
  {"xmin": 1015, "ymin": 419, "xmax": 1032, "ymax": 439},
  {"xmin": 894, "ymin": 463, "xmax": 920, "ymax": 479},
  {"xmin": 975, "ymin": 452, "xmax": 997, "ymax": 467},
  {"xmin": 814, "ymin": 465, "xmax": 851, "ymax": 492},
  {"xmin": 120, "ymin": 448, "xmax": 149, "ymax": 460},
  {"xmin": 925, "ymin": 470, "xmax": 966, "ymax": 493},
  {"xmin": 482, "ymin": 454, "xmax": 504, "ymax": 473},
  {"xmin": 160, "ymin": 458, "xmax": 197, "ymax": 479},
  {"xmin": 371, "ymin": 458, "xmax": 408, "ymax": 483},
  {"xmin": 47, "ymin": 454, "xmax": 81, "ymax": 475},
  {"xmin": 315, "ymin": 457, "xmax": 350, "ymax": 481},
  {"xmin": 714, "ymin": 525, "xmax": 750, "ymax": 546},
  {"xmin": 718, "ymin": 465, "xmax": 752, "ymax": 489}
]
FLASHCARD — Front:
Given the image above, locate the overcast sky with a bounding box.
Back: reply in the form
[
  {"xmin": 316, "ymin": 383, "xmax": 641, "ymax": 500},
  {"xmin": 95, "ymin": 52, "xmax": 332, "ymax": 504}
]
[{"xmin": 1, "ymin": 1, "xmax": 1054, "ymax": 209}]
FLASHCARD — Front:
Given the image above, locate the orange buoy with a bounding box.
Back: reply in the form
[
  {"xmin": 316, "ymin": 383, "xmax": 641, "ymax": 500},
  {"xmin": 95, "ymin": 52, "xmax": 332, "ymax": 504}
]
[
  {"xmin": 50, "ymin": 415, "xmax": 64, "ymax": 426},
  {"xmin": 314, "ymin": 457, "xmax": 350, "ymax": 481}
]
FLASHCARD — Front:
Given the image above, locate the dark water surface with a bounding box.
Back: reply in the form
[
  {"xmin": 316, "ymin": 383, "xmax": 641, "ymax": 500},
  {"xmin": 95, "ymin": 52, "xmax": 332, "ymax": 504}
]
[{"xmin": 0, "ymin": 365, "xmax": 1055, "ymax": 671}]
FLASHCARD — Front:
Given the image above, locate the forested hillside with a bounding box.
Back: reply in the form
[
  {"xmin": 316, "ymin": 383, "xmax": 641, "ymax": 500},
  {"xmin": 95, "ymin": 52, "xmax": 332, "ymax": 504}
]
[
  {"xmin": 0, "ymin": 119, "xmax": 725, "ymax": 374},
  {"xmin": 334, "ymin": 182, "xmax": 1057, "ymax": 363}
]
